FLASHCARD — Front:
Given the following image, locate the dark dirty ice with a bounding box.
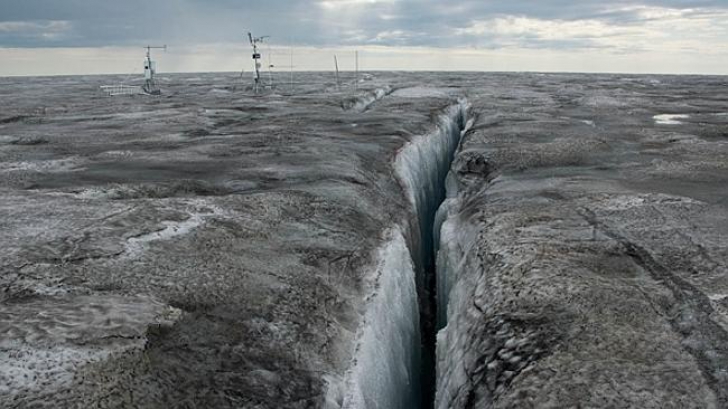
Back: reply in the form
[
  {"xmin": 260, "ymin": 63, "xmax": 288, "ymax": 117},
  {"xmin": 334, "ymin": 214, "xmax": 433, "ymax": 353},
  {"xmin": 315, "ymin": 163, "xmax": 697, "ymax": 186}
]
[{"xmin": 0, "ymin": 72, "xmax": 727, "ymax": 409}]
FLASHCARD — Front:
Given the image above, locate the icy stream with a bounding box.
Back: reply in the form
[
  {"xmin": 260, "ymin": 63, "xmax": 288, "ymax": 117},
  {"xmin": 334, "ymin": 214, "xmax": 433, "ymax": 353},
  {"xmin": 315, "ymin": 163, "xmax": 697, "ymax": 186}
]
[{"xmin": 337, "ymin": 100, "xmax": 470, "ymax": 408}]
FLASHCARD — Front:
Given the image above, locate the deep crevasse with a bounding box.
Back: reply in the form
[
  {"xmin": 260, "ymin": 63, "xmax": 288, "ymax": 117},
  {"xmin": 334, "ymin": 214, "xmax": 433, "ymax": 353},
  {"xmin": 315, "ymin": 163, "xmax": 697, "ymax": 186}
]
[
  {"xmin": 432, "ymin": 128, "xmax": 482, "ymax": 409},
  {"xmin": 396, "ymin": 99, "xmax": 470, "ymax": 286},
  {"xmin": 397, "ymin": 100, "xmax": 471, "ymax": 407},
  {"xmin": 431, "ymin": 115, "xmax": 479, "ymax": 409},
  {"xmin": 331, "ymin": 99, "xmax": 470, "ymax": 409}
]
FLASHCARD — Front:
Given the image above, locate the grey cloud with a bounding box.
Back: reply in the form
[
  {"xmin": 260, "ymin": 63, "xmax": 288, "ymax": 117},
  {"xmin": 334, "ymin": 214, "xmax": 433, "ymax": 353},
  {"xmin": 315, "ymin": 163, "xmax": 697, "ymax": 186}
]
[{"xmin": 0, "ymin": 0, "xmax": 726, "ymax": 49}]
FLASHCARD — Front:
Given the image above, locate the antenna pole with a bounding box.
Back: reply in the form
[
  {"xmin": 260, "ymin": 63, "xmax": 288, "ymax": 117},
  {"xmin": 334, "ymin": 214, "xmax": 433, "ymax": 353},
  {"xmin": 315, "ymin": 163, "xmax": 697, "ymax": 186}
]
[
  {"xmin": 233, "ymin": 67, "xmax": 245, "ymax": 92},
  {"xmin": 334, "ymin": 55, "xmax": 340, "ymax": 91},
  {"xmin": 249, "ymin": 32, "xmax": 261, "ymax": 94},
  {"xmin": 267, "ymin": 44, "xmax": 273, "ymax": 89},
  {"xmin": 248, "ymin": 32, "xmax": 269, "ymax": 94},
  {"xmin": 290, "ymin": 46, "xmax": 294, "ymax": 94}
]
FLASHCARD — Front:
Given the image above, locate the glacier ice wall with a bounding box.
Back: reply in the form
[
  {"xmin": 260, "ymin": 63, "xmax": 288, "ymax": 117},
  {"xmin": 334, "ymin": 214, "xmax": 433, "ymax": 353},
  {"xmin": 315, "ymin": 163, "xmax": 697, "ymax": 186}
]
[
  {"xmin": 431, "ymin": 115, "xmax": 480, "ymax": 408},
  {"xmin": 432, "ymin": 198, "xmax": 474, "ymax": 329},
  {"xmin": 334, "ymin": 100, "xmax": 470, "ymax": 409},
  {"xmin": 395, "ymin": 100, "xmax": 470, "ymax": 406},
  {"xmin": 340, "ymin": 228, "xmax": 421, "ymax": 409},
  {"xmin": 396, "ymin": 100, "xmax": 469, "ymax": 280},
  {"xmin": 434, "ymin": 207, "xmax": 480, "ymax": 409}
]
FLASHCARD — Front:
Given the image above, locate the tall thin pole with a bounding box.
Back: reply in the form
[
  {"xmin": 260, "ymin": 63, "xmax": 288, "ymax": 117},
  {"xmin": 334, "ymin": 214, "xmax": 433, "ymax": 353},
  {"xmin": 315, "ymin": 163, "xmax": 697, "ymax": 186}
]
[
  {"xmin": 355, "ymin": 50, "xmax": 359, "ymax": 91},
  {"xmin": 249, "ymin": 32, "xmax": 261, "ymax": 94},
  {"xmin": 290, "ymin": 46, "xmax": 294, "ymax": 94},
  {"xmin": 254, "ymin": 43, "xmax": 260, "ymax": 94},
  {"xmin": 334, "ymin": 55, "xmax": 340, "ymax": 91},
  {"xmin": 143, "ymin": 45, "xmax": 165, "ymax": 95},
  {"xmin": 267, "ymin": 45, "xmax": 273, "ymax": 89}
]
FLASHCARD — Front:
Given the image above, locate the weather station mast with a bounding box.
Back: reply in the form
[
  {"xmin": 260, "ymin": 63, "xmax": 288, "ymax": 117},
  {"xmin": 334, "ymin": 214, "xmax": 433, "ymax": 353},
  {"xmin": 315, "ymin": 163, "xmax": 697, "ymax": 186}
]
[
  {"xmin": 248, "ymin": 32, "xmax": 269, "ymax": 94},
  {"xmin": 143, "ymin": 45, "xmax": 167, "ymax": 95}
]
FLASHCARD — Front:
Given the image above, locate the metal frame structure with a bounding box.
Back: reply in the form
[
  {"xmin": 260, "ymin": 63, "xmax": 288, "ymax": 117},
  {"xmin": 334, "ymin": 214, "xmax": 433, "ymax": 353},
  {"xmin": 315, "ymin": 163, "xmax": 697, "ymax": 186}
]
[
  {"xmin": 100, "ymin": 84, "xmax": 144, "ymax": 96},
  {"xmin": 143, "ymin": 45, "xmax": 167, "ymax": 95},
  {"xmin": 100, "ymin": 45, "xmax": 166, "ymax": 97}
]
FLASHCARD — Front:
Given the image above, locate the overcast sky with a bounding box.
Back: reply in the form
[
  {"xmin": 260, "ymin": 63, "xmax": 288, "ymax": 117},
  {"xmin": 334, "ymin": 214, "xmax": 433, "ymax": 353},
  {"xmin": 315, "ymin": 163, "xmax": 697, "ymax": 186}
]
[{"xmin": 1, "ymin": 0, "xmax": 727, "ymax": 75}]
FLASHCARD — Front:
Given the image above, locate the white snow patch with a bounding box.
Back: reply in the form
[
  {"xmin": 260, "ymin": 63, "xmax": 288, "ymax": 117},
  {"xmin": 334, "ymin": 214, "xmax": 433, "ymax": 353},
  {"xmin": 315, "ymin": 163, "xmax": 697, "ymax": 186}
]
[
  {"xmin": 98, "ymin": 150, "xmax": 133, "ymax": 158},
  {"xmin": 0, "ymin": 158, "xmax": 81, "ymax": 173},
  {"xmin": 125, "ymin": 202, "xmax": 225, "ymax": 258},
  {"xmin": 654, "ymin": 114, "xmax": 690, "ymax": 125},
  {"xmin": 599, "ymin": 194, "xmax": 699, "ymax": 211},
  {"xmin": 392, "ymin": 87, "xmax": 454, "ymax": 98},
  {"xmin": 0, "ymin": 345, "xmax": 111, "ymax": 397},
  {"xmin": 65, "ymin": 188, "xmax": 112, "ymax": 200},
  {"xmin": 347, "ymin": 86, "xmax": 393, "ymax": 113},
  {"xmin": 0, "ymin": 295, "xmax": 181, "ymax": 399}
]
